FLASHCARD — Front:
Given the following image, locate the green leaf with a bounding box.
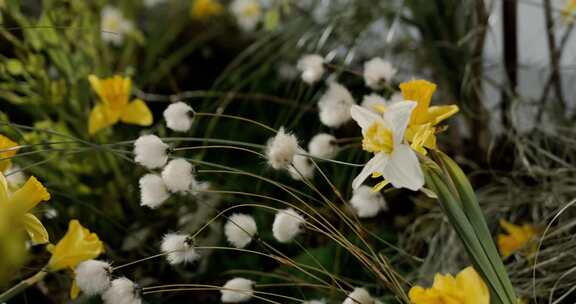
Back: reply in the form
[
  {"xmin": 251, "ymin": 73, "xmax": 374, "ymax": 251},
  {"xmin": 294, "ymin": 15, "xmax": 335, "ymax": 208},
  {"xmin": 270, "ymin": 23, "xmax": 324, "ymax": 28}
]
[
  {"xmin": 434, "ymin": 151, "xmax": 517, "ymax": 303},
  {"xmin": 424, "ymin": 168, "xmax": 510, "ymax": 304}
]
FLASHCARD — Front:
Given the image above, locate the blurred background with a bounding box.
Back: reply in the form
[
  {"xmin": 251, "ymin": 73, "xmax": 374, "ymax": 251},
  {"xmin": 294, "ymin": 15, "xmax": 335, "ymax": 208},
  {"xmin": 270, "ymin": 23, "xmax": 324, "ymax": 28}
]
[{"xmin": 1, "ymin": 0, "xmax": 576, "ymax": 303}]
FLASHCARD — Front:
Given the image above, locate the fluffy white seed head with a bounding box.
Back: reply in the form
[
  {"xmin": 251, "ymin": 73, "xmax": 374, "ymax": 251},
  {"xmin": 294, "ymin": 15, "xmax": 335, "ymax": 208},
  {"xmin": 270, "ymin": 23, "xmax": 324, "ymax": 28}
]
[
  {"xmin": 363, "ymin": 57, "xmax": 397, "ymax": 89},
  {"xmin": 343, "ymin": 287, "xmax": 374, "ymax": 304},
  {"xmin": 349, "ymin": 186, "xmax": 387, "ymax": 218},
  {"xmin": 75, "ymin": 260, "xmax": 112, "ymax": 296},
  {"xmin": 230, "ymin": 0, "xmax": 262, "ymax": 31},
  {"xmin": 265, "ymin": 127, "xmax": 298, "ymax": 170},
  {"xmin": 318, "ymin": 82, "xmax": 355, "ymax": 128},
  {"xmin": 297, "ymin": 54, "xmax": 325, "ymax": 84},
  {"xmin": 139, "ymin": 174, "xmax": 170, "ymax": 209},
  {"xmin": 224, "ymin": 214, "xmax": 258, "ymax": 248},
  {"xmin": 272, "ymin": 208, "xmax": 305, "ymax": 243},
  {"xmin": 221, "ymin": 277, "xmax": 254, "ymax": 303},
  {"xmin": 163, "ymin": 102, "xmax": 194, "ymax": 132},
  {"xmin": 161, "ymin": 159, "xmax": 196, "ymax": 193},
  {"xmin": 308, "ymin": 133, "xmax": 338, "ymax": 159},
  {"xmin": 161, "ymin": 233, "xmax": 200, "ymax": 265},
  {"xmin": 101, "ymin": 277, "xmax": 141, "ymax": 304},
  {"xmin": 101, "ymin": 6, "xmax": 133, "ymax": 46},
  {"xmin": 288, "ymin": 153, "xmax": 315, "ymax": 181},
  {"xmin": 134, "ymin": 135, "xmax": 169, "ymax": 169}
]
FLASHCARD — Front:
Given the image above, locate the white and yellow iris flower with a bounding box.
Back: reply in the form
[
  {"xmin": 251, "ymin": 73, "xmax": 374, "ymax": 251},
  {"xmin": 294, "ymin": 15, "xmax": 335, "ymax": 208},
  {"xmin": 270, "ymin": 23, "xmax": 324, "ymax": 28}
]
[{"xmin": 350, "ymin": 101, "xmax": 424, "ymax": 191}]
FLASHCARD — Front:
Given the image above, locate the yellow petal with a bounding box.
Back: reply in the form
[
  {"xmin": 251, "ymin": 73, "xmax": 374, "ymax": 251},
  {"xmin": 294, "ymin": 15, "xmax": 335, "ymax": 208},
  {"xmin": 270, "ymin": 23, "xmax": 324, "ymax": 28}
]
[
  {"xmin": 431, "ymin": 272, "xmax": 458, "ymax": 295},
  {"xmin": 399, "ymin": 79, "xmax": 437, "ymax": 125},
  {"xmin": 89, "ymin": 75, "xmax": 131, "ymax": 110},
  {"xmin": 0, "ymin": 134, "xmax": 19, "ymax": 172},
  {"xmin": 408, "ymin": 286, "xmax": 444, "ymax": 304},
  {"xmin": 372, "ymin": 179, "xmax": 389, "ymax": 192},
  {"xmin": 455, "ymin": 267, "xmax": 489, "ymax": 304},
  {"xmin": 428, "ymin": 105, "xmax": 459, "ymax": 125},
  {"xmin": 88, "ymin": 103, "xmax": 121, "ymax": 135},
  {"xmin": 0, "ymin": 172, "xmax": 9, "ymax": 207},
  {"xmin": 497, "ymin": 219, "xmax": 539, "ymax": 258},
  {"xmin": 47, "ymin": 220, "xmax": 104, "ymax": 271},
  {"xmin": 407, "ymin": 124, "xmax": 436, "ymax": 155},
  {"xmin": 9, "ymin": 176, "xmax": 50, "ymax": 214},
  {"xmin": 120, "ymin": 99, "xmax": 153, "ymax": 126},
  {"xmin": 70, "ymin": 279, "xmax": 80, "ymax": 299},
  {"xmin": 22, "ymin": 213, "xmax": 49, "ymax": 244},
  {"xmin": 88, "ymin": 75, "xmax": 103, "ymax": 100}
]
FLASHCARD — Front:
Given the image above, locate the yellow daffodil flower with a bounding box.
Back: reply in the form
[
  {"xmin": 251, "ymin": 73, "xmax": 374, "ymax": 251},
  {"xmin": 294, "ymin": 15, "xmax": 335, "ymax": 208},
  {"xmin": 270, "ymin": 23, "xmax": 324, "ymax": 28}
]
[
  {"xmin": 0, "ymin": 172, "xmax": 50, "ymax": 244},
  {"xmin": 46, "ymin": 219, "xmax": 104, "ymax": 271},
  {"xmin": 497, "ymin": 219, "xmax": 539, "ymax": 258},
  {"xmin": 191, "ymin": 0, "xmax": 223, "ymax": 19},
  {"xmin": 409, "ymin": 266, "xmax": 489, "ymax": 304},
  {"xmin": 398, "ymin": 79, "xmax": 459, "ymax": 154},
  {"xmin": 88, "ymin": 75, "xmax": 153, "ymax": 135},
  {"xmin": 0, "ymin": 134, "xmax": 19, "ymax": 172}
]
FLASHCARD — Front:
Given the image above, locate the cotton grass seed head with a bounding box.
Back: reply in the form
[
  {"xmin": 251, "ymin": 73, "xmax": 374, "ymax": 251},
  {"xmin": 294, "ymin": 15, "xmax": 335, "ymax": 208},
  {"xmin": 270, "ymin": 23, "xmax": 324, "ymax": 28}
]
[
  {"xmin": 343, "ymin": 287, "xmax": 374, "ymax": 304},
  {"xmin": 265, "ymin": 127, "xmax": 298, "ymax": 170},
  {"xmin": 102, "ymin": 277, "xmax": 141, "ymax": 304},
  {"xmin": 297, "ymin": 54, "xmax": 325, "ymax": 84},
  {"xmin": 139, "ymin": 174, "xmax": 170, "ymax": 209},
  {"xmin": 272, "ymin": 208, "xmax": 305, "ymax": 243},
  {"xmin": 161, "ymin": 159, "xmax": 196, "ymax": 193},
  {"xmin": 75, "ymin": 260, "xmax": 112, "ymax": 296},
  {"xmin": 221, "ymin": 277, "xmax": 254, "ymax": 303},
  {"xmin": 363, "ymin": 57, "xmax": 396, "ymax": 89},
  {"xmin": 134, "ymin": 134, "xmax": 169, "ymax": 169},
  {"xmin": 163, "ymin": 102, "xmax": 194, "ymax": 132},
  {"xmin": 318, "ymin": 82, "xmax": 355, "ymax": 128},
  {"xmin": 161, "ymin": 233, "xmax": 200, "ymax": 265},
  {"xmin": 224, "ymin": 214, "xmax": 258, "ymax": 248},
  {"xmin": 288, "ymin": 153, "xmax": 315, "ymax": 181},
  {"xmin": 350, "ymin": 185, "xmax": 387, "ymax": 218},
  {"xmin": 308, "ymin": 133, "xmax": 338, "ymax": 159}
]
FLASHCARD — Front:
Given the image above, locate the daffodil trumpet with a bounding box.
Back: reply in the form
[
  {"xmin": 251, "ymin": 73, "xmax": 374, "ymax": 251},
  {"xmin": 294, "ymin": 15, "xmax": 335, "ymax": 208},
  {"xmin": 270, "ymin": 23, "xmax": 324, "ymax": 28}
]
[{"xmin": 422, "ymin": 151, "xmax": 517, "ymax": 304}]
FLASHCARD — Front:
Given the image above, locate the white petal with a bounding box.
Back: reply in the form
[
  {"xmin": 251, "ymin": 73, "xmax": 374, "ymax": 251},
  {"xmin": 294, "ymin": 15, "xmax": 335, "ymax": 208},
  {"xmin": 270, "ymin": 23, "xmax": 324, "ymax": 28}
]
[
  {"xmin": 382, "ymin": 144, "xmax": 423, "ymax": 191},
  {"xmin": 383, "ymin": 101, "xmax": 416, "ymax": 143},
  {"xmin": 352, "ymin": 152, "xmax": 388, "ymax": 189},
  {"xmin": 350, "ymin": 105, "xmax": 384, "ymax": 132}
]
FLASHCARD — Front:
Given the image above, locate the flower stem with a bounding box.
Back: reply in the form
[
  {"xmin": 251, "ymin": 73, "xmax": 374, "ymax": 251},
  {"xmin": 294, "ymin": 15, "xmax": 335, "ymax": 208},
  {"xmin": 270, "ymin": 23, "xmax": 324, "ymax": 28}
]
[{"xmin": 0, "ymin": 270, "xmax": 47, "ymax": 302}]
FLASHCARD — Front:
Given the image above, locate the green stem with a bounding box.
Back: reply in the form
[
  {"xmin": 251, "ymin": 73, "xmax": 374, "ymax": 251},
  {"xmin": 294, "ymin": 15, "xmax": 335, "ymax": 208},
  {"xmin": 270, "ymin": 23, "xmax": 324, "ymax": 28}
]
[{"xmin": 0, "ymin": 270, "xmax": 47, "ymax": 302}]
